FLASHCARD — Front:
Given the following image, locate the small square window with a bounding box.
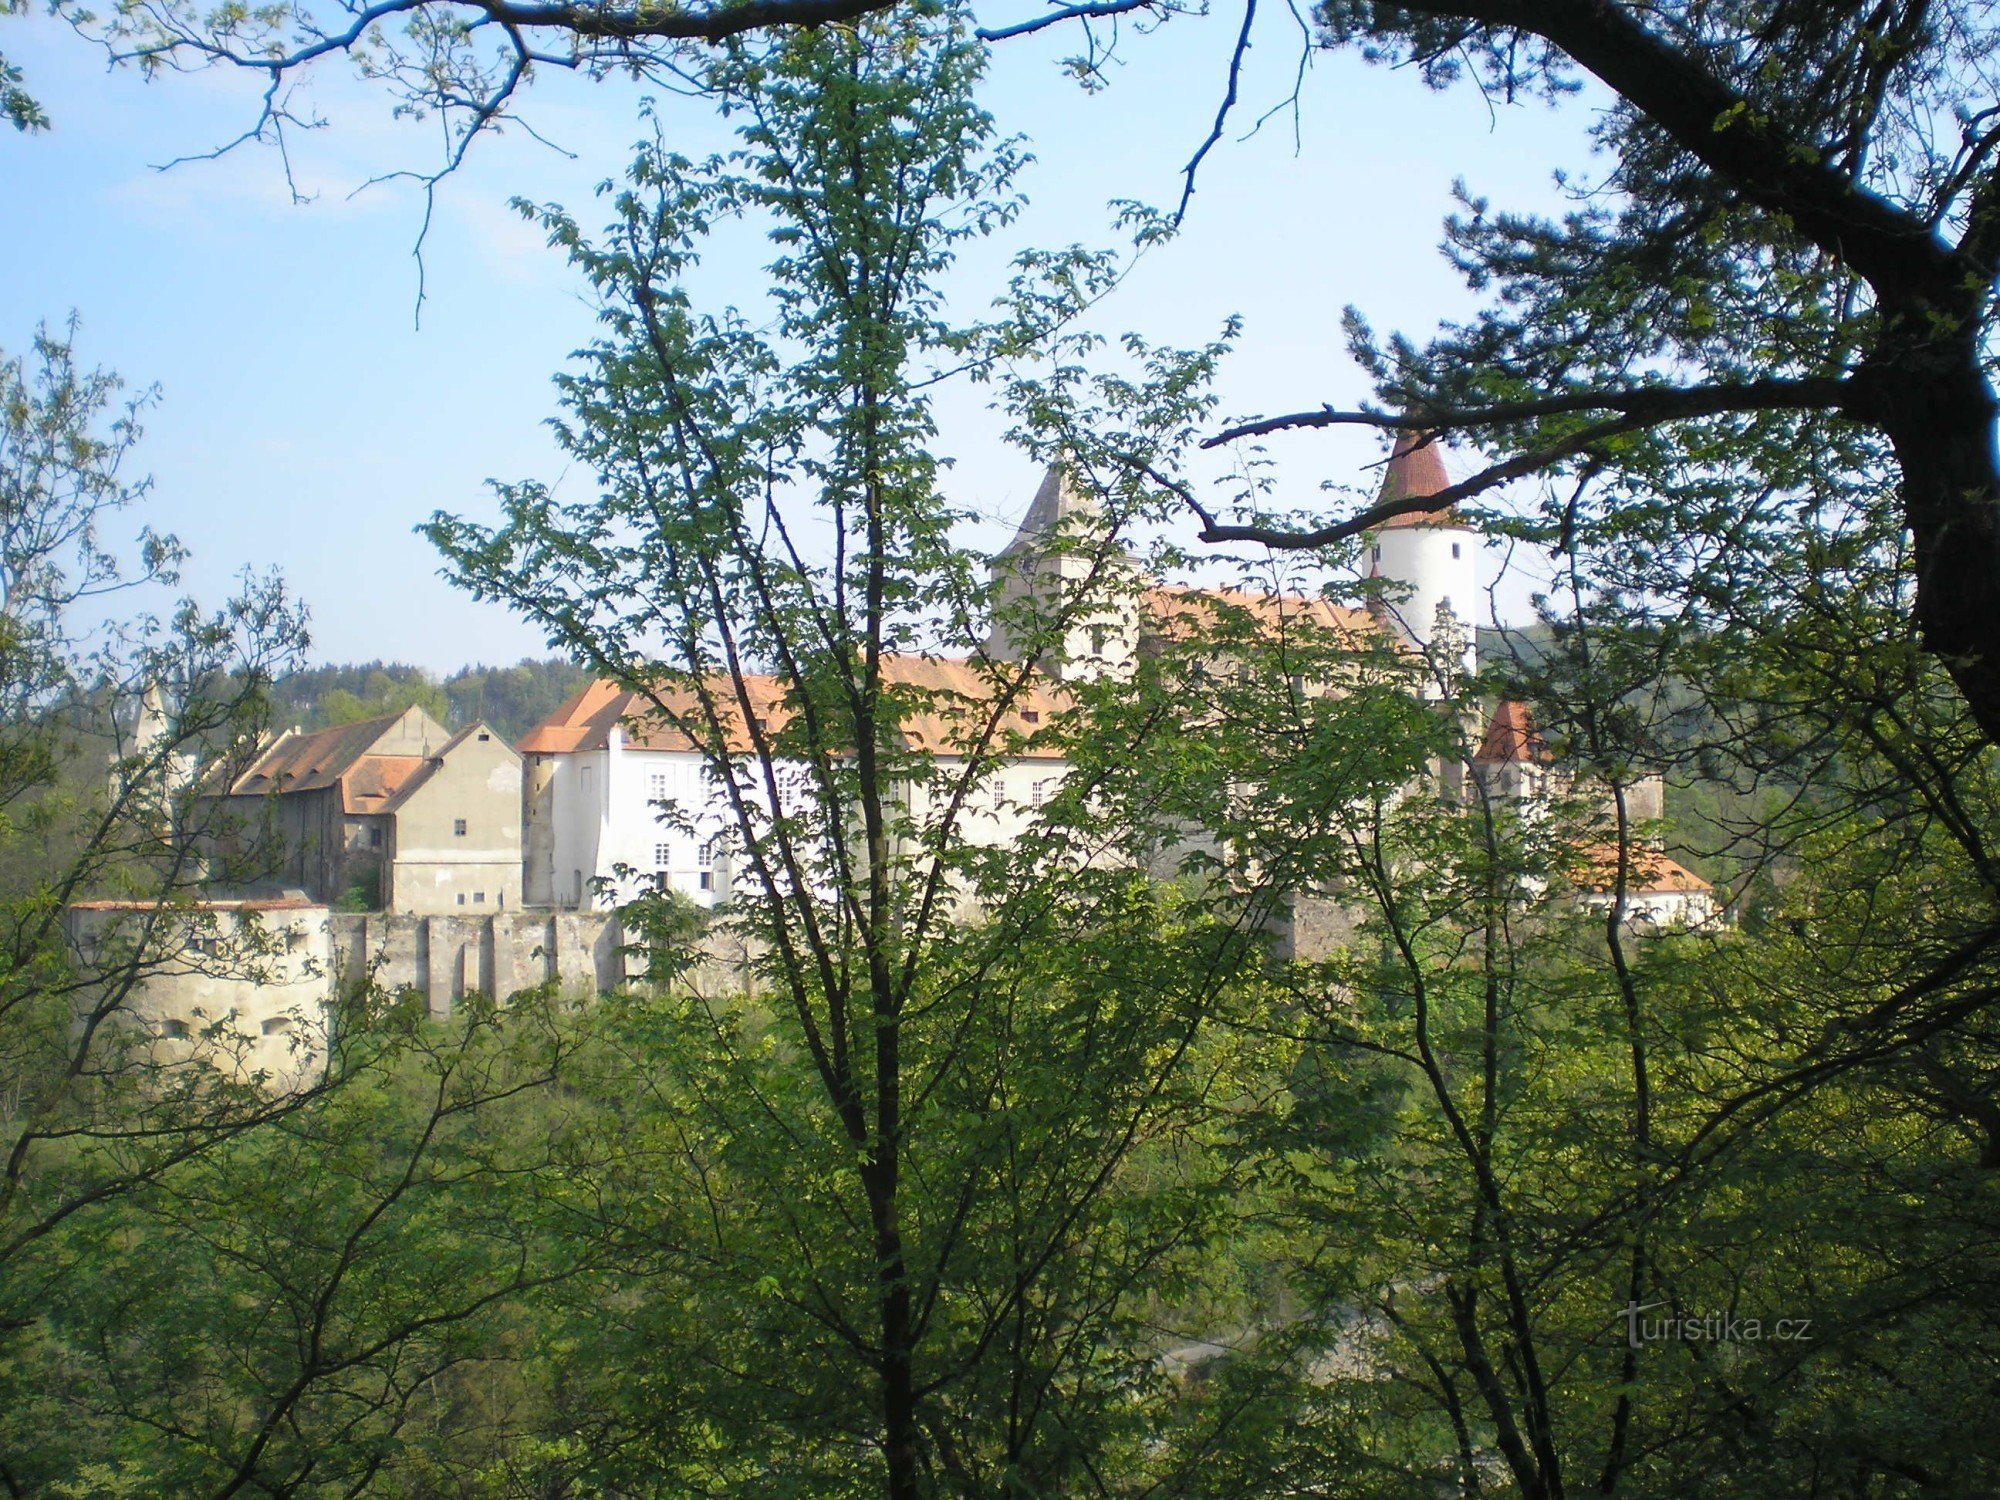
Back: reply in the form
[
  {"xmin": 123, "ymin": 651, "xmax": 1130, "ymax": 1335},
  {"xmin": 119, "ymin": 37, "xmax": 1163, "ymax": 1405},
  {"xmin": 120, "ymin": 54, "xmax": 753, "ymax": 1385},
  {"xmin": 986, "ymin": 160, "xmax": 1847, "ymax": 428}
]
[
  {"xmin": 161, "ymin": 1019, "xmax": 190, "ymax": 1040},
  {"xmin": 477, "ymin": 732, "xmax": 491, "ymax": 741},
  {"xmin": 1022, "ymin": 710, "xmax": 1040, "ymax": 725},
  {"xmin": 474, "ymin": 891, "xmax": 486, "ymax": 904},
  {"xmin": 456, "ymin": 893, "xmax": 466, "ymax": 906},
  {"xmin": 261, "ymin": 1016, "xmax": 292, "ymax": 1037},
  {"xmin": 453, "ymin": 819, "xmax": 468, "ymax": 837}
]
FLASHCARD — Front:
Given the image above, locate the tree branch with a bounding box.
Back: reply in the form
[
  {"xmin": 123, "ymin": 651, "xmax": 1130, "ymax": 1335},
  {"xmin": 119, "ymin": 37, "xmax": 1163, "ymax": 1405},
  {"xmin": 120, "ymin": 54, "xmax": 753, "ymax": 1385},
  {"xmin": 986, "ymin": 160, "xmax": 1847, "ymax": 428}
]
[{"xmin": 1192, "ymin": 377, "xmax": 1853, "ymax": 548}]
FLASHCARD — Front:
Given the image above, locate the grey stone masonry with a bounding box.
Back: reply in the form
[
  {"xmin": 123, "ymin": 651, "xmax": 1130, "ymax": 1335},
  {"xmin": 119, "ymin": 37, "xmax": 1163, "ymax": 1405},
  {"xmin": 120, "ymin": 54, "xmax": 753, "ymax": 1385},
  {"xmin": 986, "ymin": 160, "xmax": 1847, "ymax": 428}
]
[{"xmin": 329, "ymin": 910, "xmax": 635, "ymax": 1005}]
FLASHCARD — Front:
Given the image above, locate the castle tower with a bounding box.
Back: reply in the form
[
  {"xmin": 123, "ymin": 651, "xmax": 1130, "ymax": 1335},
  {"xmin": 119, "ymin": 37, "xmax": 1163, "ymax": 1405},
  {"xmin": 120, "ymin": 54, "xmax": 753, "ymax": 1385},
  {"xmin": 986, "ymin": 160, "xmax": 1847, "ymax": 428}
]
[
  {"xmin": 984, "ymin": 464, "xmax": 1139, "ymax": 682},
  {"xmin": 1367, "ymin": 431, "xmax": 1479, "ymax": 685}
]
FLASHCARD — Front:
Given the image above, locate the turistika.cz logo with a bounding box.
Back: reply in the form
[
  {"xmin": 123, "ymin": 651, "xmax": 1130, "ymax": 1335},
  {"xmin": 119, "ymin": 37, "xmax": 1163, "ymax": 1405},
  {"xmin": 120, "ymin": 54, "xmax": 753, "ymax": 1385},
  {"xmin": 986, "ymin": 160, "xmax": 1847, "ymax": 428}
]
[{"xmin": 1620, "ymin": 1302, "xmax": 1813, "ymax": 1349}]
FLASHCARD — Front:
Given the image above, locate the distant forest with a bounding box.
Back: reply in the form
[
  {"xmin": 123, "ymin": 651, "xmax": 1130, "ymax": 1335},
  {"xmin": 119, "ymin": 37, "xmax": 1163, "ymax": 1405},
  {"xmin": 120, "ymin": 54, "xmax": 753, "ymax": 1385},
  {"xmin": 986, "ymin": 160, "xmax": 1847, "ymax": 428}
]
[{"xmin": 266, "ymin": 659, "xmax": 597, "ymax": 743}]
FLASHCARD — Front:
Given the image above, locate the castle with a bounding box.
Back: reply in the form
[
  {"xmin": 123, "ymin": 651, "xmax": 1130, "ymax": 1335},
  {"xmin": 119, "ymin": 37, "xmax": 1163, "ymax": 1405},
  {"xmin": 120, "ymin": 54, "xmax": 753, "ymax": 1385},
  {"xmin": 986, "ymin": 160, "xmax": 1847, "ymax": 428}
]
[{"xmin": 73, "ymin": 435, "xmax": 1717, "ymax": 1079}]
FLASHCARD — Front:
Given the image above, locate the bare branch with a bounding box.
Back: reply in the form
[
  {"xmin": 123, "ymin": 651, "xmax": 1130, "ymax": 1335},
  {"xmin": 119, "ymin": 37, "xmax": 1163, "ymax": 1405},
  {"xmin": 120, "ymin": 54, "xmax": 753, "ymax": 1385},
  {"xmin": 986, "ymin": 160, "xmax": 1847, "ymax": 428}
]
[
  {"xmin": 1174, "ymin": 0, "xmax": 1255, "ymax": 226},
  {"xmin": 1190, "ymin": 376, "xmax": 1853, "ymax": 548},
  {"xmin": 1201, "ymin": 376, "xmax": 1856, "ymax": 449},
  {"xmin": 975, "ymin": 0, "xmax": 1159, "ymax": 44}
]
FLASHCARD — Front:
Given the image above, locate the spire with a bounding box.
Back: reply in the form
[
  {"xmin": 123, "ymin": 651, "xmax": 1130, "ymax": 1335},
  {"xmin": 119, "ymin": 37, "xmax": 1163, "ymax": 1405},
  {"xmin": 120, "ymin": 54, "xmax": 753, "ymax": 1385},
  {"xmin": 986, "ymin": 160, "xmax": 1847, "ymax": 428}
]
[
  {"xmin": 1001, "ymin": 463, "xmax": 1100, "ymax": 556},
  {"xmin": 1375, "ymin": 430, "xmax": 1458, "ymax": 529}
]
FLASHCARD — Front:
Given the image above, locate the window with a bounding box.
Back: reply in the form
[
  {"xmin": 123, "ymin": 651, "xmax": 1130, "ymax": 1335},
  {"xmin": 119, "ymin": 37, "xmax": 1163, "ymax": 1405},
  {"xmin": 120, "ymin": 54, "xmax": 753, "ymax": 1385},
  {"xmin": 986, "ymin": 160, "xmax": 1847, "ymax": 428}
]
[
  {"xmin": 456, "ymin": 893, "xmax": 466, "ymax": 906},
  {"xmin": 261, "ymin": 1016, "xmax": 292, "ymax": 1037},
  {"xmin": 649, "ymin": 771, "xmax": 668, "ymax": 800},
  {"xmin": 699, "ymin": 871, "xmax": 713, "ymax": 891},
  {"xmin": 369, "ymin": 826, "xmax": 383, "ymax": 848},
  {"xmin": 160, "ymin": 1019, "xmax": 190, "ymax": 1040},
  {"xmin": 1372, "ymin": 545, "xmax": 1381, "ymax": 564},
  {"xmin": 476, "ymin": 731, "xmax": 491, "ymax": 742},
  {"xmin": 188, "ymin": 936, "xmax": 220, "ymax": 959},
  {"xmin": 654, "ymin": 842, "xmax": 672, "ymax": 870},
  {"xmin": 1451, "ymin": 542, "xmax": 1462, "ymax": 559},
  {"xmin": 473, "ymin": 891, "xmax": 486, "ymax": 904},
  {"xmin": 1022, "ymin": 710, "xmax": 1040, "ymax": 725},
  {"xmin": 1031, "ymin": 779, "xmax": 1047, "ymax": 808},
  {"xmin": 1089, "ymin": 625, "xmax": 1107, "ymax": 655}
]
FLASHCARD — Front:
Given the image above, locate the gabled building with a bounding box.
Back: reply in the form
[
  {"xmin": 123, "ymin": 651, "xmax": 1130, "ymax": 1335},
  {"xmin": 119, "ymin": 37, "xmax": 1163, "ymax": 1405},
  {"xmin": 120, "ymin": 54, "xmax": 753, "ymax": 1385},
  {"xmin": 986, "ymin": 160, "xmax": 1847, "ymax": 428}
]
[
  {"xmin": 518, "ymin": 660, "xmax": 1069, "ymax": 911},
  {"xmin": 215, "ymin": 706, "xmax": 523, "ymax": 913},
  {"xmin": 1573, "ymin": 846, "xmax": 1721, "ymax": 930}
]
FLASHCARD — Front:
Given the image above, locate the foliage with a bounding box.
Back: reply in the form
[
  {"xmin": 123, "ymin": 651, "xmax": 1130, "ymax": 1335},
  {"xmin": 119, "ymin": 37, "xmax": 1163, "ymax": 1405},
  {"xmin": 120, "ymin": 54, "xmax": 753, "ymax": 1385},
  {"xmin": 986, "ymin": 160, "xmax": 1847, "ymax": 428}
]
[
  {"xmin": 422, "ymin": 10, "xmax": 1257, "ymax": 1494},
  {"xmin": 7, "ymin": 989, "xmax": 596, "ymax": 1495}
]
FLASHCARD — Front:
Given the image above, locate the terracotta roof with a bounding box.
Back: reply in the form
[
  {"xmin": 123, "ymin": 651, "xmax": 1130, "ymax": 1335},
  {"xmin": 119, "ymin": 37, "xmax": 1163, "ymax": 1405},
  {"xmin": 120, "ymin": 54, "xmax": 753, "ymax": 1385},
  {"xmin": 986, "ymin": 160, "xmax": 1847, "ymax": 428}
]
[
  {"xmin": 1475, "ymin": 701, "xmax": 1554, "ymax": 764},
  {"xmin": 514, "ymin": 679, "xmax": 629, "ymax": 755},
  {"xmin": 1574, "ymin": 846, "xmax": 1713, "ymax": 895},
  {"xmin": 221, "ymin": 709, "xmax": 494, "ymax": 816},
  {"xmin": 230, "ymin": 715, "xmax": 402, "ymax": 797},
  {"xmin": 1374, "ymin": 430, "xmax": 1460, "ymax": 529},
  {"xmin": 227, "ymin": 714, "xmax": 440, "ymax": 814},
  {"xmin": 1142, "ymin": 586, "xmax": 1381, "ymax": 649},
  {"xmin": 517, "ymin": 657, "xmax": 1069, "ymax": 762}
]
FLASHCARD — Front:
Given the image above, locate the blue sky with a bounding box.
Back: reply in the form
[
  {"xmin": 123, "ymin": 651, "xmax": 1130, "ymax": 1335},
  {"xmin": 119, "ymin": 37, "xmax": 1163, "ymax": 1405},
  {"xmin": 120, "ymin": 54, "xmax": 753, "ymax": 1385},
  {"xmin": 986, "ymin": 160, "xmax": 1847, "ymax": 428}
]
[{"xmin": 4, "ymin": 8, "xmax": 1602, "ymax": 672}]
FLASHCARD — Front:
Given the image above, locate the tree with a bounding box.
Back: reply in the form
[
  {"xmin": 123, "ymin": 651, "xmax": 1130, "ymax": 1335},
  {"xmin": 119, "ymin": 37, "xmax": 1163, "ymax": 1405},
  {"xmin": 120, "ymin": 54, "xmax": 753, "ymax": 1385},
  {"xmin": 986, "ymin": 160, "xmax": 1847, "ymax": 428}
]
[
  {"xmin": 10, "ymin": 990, "xmax": 595, "ymax": 1496},
  {"xmin": 0, "ymin": 322, "xmax": 344, "ymax": 1482},
  {"xmin": 424, "ymin": 12, "xmax": 1265, "ymax": 1493}
]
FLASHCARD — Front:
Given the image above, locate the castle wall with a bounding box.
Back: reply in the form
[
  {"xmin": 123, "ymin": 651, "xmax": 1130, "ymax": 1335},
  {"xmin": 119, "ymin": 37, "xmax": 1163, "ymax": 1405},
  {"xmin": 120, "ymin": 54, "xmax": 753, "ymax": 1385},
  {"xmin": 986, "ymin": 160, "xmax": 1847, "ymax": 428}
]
[
  {"xmin": 66, "ymin": 899, "xmax": 334, "ymax": 1087},
  {"xmin": 328, "ymin": 910, "xmax": 635, "ymax": 1004}
]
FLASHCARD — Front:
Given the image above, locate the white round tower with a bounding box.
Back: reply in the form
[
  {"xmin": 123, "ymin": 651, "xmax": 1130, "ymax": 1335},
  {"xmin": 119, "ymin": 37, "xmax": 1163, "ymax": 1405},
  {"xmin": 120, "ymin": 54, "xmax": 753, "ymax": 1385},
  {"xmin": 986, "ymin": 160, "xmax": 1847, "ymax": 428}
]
[{"xmin": 1367, "ymin": 432, "xmax": 1478, "ymax": 685}]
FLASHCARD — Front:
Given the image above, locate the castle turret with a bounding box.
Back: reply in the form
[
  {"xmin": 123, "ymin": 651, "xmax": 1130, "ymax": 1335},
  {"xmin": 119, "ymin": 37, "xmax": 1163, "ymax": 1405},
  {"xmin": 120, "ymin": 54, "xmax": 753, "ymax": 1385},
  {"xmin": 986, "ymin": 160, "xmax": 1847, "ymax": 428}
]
[
  {"xmin": 985, "ymin": 464, "xmax": 1139, "ymax": 682},
  {"xmin": 1367, "ymin": 432, "xmax": 1479, "ymax": 685}
]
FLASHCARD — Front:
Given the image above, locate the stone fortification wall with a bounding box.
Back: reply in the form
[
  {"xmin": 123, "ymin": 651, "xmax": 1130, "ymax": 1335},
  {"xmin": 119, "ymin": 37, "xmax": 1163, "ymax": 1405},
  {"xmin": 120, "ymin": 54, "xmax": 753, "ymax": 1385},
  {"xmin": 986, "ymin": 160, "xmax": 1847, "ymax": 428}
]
[{"xmin": 329, "ymin": 911, "xmax": 632, "ymax": 1010}]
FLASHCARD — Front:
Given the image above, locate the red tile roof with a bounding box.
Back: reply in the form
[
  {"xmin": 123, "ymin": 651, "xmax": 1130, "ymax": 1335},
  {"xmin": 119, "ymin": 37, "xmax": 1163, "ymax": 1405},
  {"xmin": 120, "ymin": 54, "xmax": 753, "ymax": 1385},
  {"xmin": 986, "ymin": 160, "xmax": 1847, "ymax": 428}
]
[
  {"xmin": 222, "ymin": 710, "xmax": 505, "ymax": 816},
  {"xmin": 517, "ymin": 657, "xmax": 1069, "ymax": 761},
  {"xmin": 1141, "ymin": 586, "xmax": 1381, "ymax": 649},
  {"xmin": 1374, "ymin": 430, "xmax": 1459, "ymax": 529},
  {"xmin": 227, "ymin": 714, "xmax": 435, "ymax": 815},
  {"xmin": 513, "ymin": 679, "xmax": 629, "ymax": 755},
  {"xmin": 1574, "ymin": 845, "xmax": 1713, "ymax": 895},
  {"xmin": 1475, "ymin": 701, "xmax": 1554, "ymax": 764}
]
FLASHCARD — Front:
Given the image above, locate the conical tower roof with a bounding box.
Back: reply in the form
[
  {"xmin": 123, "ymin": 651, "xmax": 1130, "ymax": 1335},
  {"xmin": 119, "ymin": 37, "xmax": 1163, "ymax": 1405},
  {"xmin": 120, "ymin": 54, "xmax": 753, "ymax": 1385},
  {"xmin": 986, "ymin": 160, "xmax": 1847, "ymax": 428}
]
[
  {"xmin": 1374, "ymin": 431, "xmax": 1460, "ymax": 529},
  {"xmin": 1001, "ymin": 463, "xmax": 1099, "ymax": 555}
]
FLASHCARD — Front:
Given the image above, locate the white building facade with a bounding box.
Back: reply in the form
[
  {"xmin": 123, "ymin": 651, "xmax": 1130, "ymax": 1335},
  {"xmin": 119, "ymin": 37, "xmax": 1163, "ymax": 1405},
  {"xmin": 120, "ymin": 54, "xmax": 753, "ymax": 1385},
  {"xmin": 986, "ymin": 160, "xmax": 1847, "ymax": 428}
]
[{"xmin": 518, "ymin": 662, "xmax": 1071, "ymax": 912}]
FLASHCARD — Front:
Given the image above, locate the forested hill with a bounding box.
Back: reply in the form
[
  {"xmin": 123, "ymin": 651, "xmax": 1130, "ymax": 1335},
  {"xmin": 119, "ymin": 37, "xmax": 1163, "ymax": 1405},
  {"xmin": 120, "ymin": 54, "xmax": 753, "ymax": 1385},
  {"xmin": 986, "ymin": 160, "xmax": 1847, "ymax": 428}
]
[{"xmin": 266, "ymin": 659, "xmax": 597, "ymax": 744}]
